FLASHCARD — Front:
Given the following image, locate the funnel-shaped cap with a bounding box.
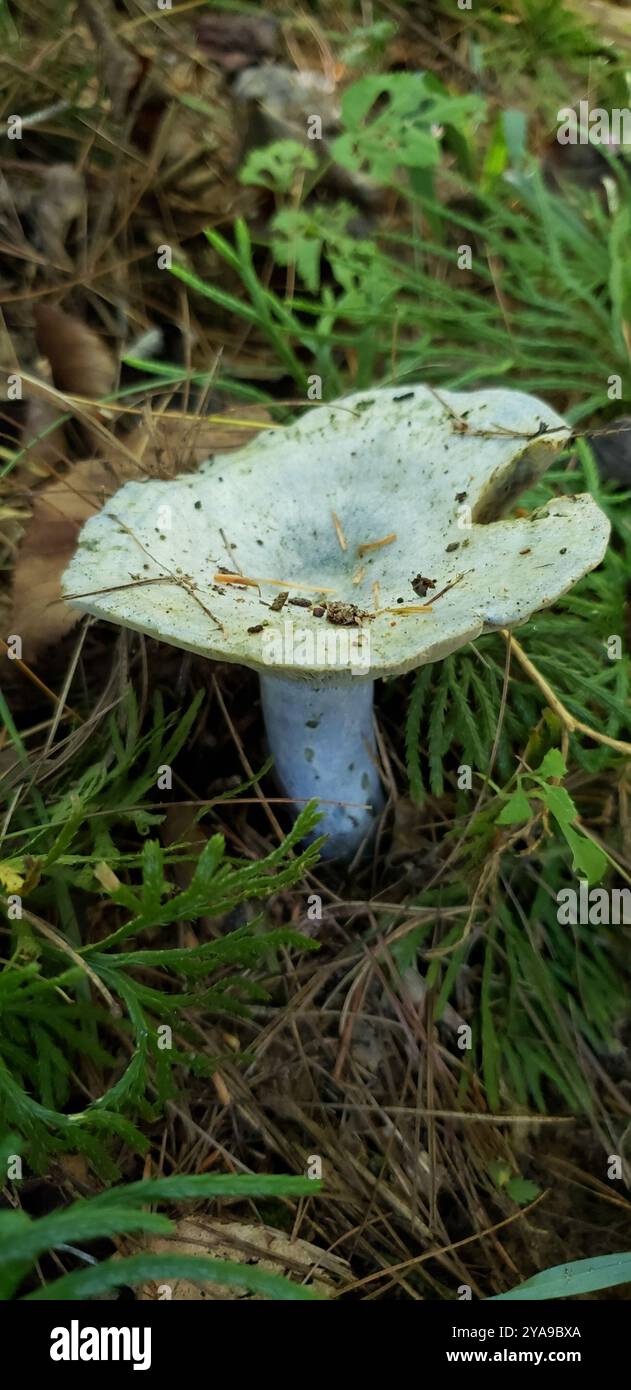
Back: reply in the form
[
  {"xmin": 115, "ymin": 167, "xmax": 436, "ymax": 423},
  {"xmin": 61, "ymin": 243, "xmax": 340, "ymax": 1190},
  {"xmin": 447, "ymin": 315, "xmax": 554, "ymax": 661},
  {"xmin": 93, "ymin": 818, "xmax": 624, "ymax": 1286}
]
[{"xmin": 62, "ymin": 385, "xmax": 609, "ymax": 679}]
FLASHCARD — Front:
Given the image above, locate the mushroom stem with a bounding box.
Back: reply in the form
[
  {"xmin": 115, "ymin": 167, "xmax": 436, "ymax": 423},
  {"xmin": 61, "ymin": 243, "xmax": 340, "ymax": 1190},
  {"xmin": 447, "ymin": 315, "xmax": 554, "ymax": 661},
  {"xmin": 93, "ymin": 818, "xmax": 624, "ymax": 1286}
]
[{"xmin": 259, "ymin": 673, "xmax": 383, "ymax": 859}]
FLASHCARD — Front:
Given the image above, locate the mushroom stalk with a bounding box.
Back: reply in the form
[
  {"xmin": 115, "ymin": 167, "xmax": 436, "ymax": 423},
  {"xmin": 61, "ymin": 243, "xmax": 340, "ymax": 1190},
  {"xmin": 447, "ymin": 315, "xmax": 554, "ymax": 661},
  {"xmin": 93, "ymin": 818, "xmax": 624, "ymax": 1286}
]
[{"xmin": 259, "ymin": 673, "xmax": 383, "ymax": 859}]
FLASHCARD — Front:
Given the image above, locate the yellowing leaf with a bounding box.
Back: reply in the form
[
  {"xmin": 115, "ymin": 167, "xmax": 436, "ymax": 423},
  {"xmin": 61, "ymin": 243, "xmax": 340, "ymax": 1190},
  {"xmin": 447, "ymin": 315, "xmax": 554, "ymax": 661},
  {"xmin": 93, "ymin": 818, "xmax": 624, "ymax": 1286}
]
[
  {"xmin": 94, "ymin": 861, "xmax": 122, "ymax": 893},
  {"xmin": 0, "ymin": 860, "xmax": 25, "ymax": 893}
]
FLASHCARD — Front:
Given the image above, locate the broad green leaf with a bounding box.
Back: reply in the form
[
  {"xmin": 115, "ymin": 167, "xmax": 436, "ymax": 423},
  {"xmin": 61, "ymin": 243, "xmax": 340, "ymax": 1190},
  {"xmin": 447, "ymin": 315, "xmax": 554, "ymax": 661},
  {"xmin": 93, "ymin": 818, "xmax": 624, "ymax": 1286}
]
[
  {"xmin": 334, "ymin": 74, "xmax": 444, "ymax": 180},
  {"xmin": 491, "ymin": 1251, "xmax": 631, "ymax": 1301}
]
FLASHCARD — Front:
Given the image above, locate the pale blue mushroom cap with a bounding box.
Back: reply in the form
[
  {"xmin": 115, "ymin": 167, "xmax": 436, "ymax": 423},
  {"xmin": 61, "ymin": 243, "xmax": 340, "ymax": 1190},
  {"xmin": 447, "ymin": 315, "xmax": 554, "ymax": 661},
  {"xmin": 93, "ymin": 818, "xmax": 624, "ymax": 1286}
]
[{"xmin": 61, "ymin": 384, "xmax": 610, "ymax": 678}]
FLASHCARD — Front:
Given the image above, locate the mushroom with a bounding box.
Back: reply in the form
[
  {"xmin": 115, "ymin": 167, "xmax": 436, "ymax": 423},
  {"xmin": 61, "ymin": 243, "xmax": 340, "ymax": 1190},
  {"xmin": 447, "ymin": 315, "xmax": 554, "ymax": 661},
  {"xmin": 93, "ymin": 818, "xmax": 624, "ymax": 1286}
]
[{"xmin": 62, "ymin": 385, "xmax": 610, "ymax": 859}]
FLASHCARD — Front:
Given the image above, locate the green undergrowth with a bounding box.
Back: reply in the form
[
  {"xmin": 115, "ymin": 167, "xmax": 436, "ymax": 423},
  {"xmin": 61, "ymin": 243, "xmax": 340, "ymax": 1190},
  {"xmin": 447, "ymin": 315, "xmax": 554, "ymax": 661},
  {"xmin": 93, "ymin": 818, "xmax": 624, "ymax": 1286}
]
[
  {"xmin": 162, "ymin": 50, "xmax": 631, "ymax": 417},
  {"xmin": 0, "ymin": 690, "xmax": 322, "ymax": 1175},
  {"xmin": 452, "ymin": 0, "xmax": 624, "ymax": 97},
  {"xmin": 160, "ymin": 63, "xmax": 631, "ymax": 1122},
  {"xmin": 2, "ymin": 0, "xmax": 631, "ymax": 1270},
  {"xmin": 396, "ymin": 450, "xmax": 630, "ymax": 1115}
]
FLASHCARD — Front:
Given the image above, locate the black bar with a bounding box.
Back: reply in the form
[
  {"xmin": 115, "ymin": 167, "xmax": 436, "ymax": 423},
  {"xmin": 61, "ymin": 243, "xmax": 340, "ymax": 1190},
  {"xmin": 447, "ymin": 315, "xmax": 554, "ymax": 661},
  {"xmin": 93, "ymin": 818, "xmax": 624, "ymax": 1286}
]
[{"xmin": 1, "ymin": 1298, "xmax": 628, "ymax": 1376}]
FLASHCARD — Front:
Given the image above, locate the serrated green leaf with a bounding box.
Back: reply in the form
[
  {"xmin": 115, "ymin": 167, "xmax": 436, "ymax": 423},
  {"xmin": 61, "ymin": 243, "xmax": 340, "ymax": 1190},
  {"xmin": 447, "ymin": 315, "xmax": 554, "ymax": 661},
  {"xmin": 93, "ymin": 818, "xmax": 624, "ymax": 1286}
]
[
  {"xmin": 496, "ymin": 788, "xmax": 532, "ymax": 824},
  {"xmin": 535, "ymin": 782, "xmax": 577, "ymax": 826},
  {"xmin": 505, "ymin": 1177, "xmax": 541, "ymax": 1205},
  {"xmin": 536, "ymin": 748, "xmax": 567, "ymax": 779},
  {"xmin": 563, "ymin": 826, "xmax": 608, "ymax": 885},
  {"xmin": 240, "ymin": 140, "xmax": 317, "ymax": 194},
  {"xmin": 271, "ymin": 209, "xmax": 323, "ymax": 292}
]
